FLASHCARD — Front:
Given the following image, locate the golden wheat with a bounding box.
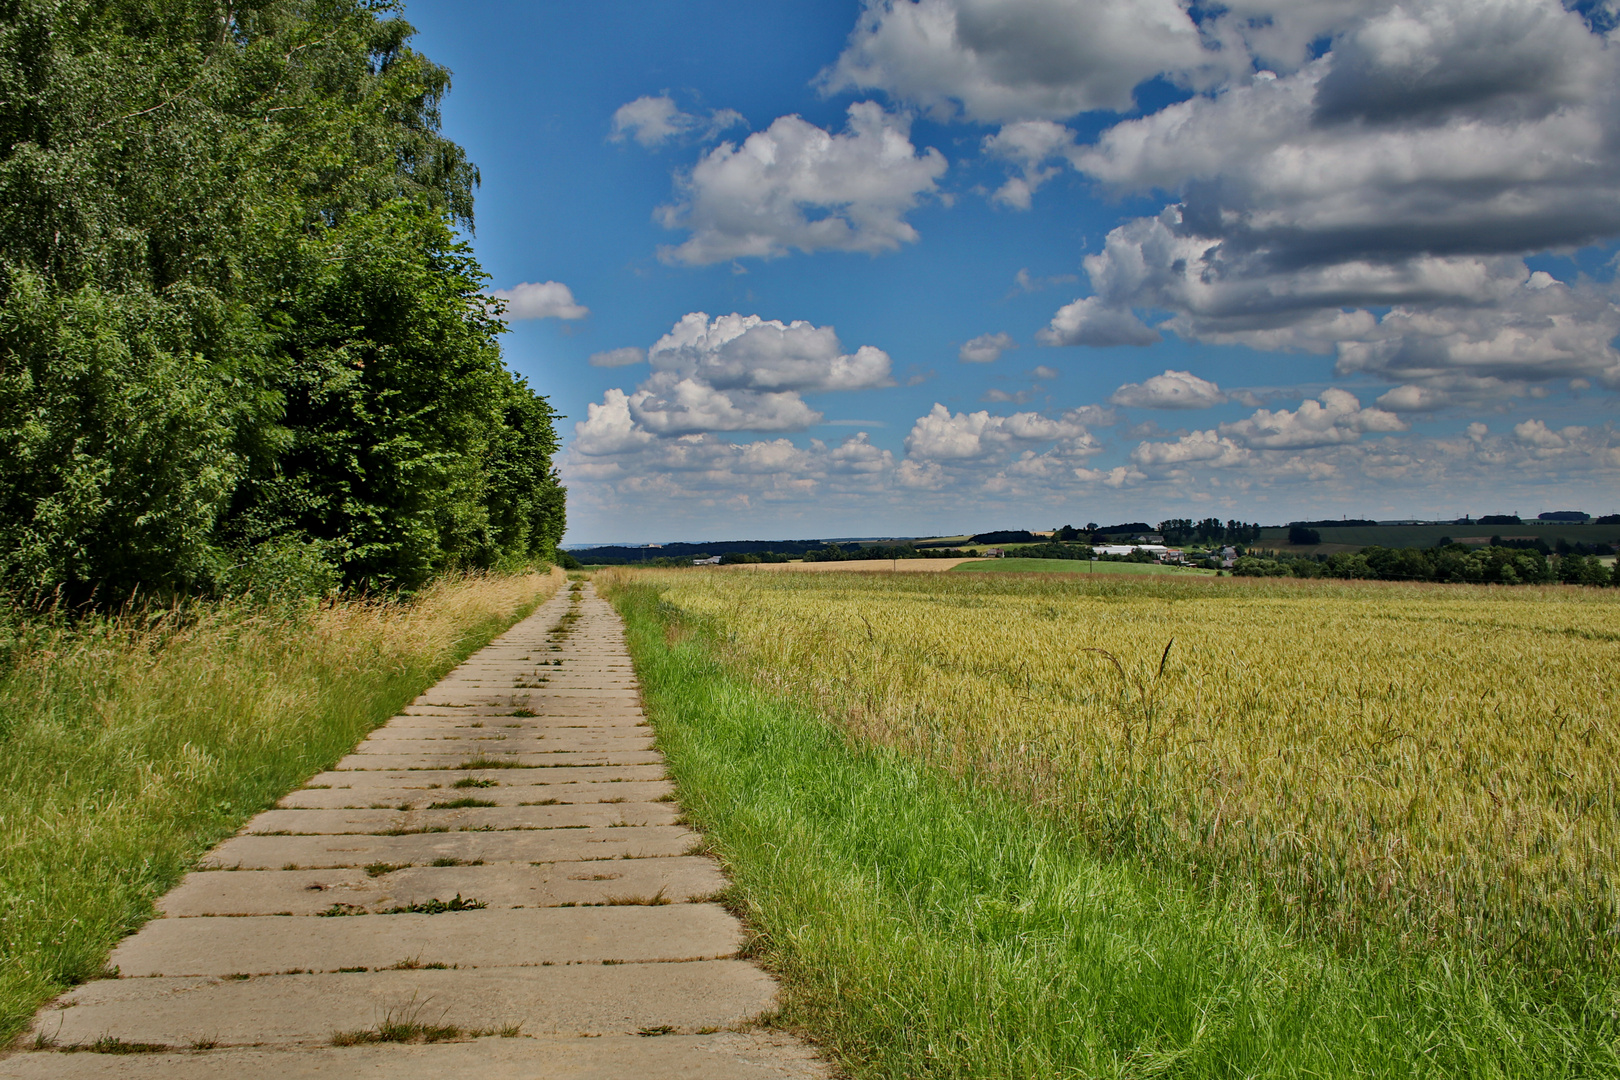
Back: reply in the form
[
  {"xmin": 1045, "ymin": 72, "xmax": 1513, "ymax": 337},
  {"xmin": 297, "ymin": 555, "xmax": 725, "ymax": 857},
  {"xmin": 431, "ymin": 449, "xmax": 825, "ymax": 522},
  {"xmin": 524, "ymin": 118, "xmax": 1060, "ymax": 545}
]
[{"xmin": 607, "ymin": 567, "xmax": 1620, "ymax": 974}]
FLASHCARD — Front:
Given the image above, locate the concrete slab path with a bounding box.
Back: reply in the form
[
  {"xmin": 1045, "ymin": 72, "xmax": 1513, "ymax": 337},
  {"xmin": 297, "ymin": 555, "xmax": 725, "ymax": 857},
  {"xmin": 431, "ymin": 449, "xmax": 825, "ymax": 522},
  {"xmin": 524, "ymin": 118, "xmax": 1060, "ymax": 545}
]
[{"xmin": 2, "ymin": 582, "xmax": 827, "ymax": 1079}]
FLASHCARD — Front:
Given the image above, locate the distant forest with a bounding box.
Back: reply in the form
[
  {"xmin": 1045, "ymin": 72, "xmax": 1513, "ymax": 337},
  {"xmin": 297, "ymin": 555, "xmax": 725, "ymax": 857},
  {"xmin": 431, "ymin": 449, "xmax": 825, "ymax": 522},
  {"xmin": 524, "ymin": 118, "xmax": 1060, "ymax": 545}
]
[{"xmin": 0, "ymin": 1, "xmax": 564, "ymax": 601}]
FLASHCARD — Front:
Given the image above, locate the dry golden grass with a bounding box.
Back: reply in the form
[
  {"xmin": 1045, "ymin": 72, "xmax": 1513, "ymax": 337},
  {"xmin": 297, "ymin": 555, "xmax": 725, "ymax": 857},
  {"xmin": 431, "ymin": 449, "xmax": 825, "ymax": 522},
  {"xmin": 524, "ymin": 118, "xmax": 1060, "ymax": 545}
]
[
  {"xmin": 0, "ymin": 568, "xmax": 561, "ymax": 1040},
  {"xmin": 602, "ymin": 567, "xmax": 1620, "ymax": 976}
]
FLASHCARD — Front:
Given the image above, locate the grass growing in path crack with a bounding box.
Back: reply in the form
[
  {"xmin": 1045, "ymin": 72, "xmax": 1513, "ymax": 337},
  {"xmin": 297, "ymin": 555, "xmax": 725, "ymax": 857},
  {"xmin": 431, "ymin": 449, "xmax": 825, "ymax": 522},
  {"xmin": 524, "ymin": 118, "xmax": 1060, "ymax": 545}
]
[
  {"xmin": 605, "ymin": 577, "xmax": 1620, "ymax": 1080},
  {"xmin": 0, "ymin": 570, "xmax": 562, "ymax": 1042}
]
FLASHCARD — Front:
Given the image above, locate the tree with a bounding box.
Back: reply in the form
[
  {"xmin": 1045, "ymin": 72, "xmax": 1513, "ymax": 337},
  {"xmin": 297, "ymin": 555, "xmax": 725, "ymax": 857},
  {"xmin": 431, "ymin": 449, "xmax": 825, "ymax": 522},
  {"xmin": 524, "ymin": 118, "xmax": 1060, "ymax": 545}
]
[{"xmin": 0, "ymin": 0, "xmax": 563, "ymax": 599}]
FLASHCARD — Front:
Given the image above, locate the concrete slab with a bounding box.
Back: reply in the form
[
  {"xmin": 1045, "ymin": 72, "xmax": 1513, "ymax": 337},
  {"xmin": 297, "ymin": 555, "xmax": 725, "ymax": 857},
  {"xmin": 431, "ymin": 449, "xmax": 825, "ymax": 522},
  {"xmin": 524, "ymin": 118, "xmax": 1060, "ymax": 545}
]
[
  {"xmin": 296, "ymin": 765, "xmax": 668, "ymax": 789},
  {"xmin": 107, "ymin": 904, "xmax": 745, "ymax": 976},
  {"xmin": 412, "ymin": 690, "xmax": 641, "ymax": 707},
  {"xmin": 200, "ymin": 825, "xmax": 698, "ymax": 869},
  {"xmin": 363, "ymin": 717, "xmax": 651, "ymax": 732},
  {"xmin": 330, "ymin": 750, "xmax": 664, "ymax": 770},
  {"xmin": 39, "ymin": 961, "xmax": 777, "ymax": 1047},
  {"xmin": 244, "ymin": 802, "xmax": 679, "ymax": 834},
  {"xmin": 277, "ymin": 779, "xmax": 674, "ymax": 809},
  {"xmin": 158, "ymin": 857, "xmax": 727, "ymax": 915},
  {"xmin": 0, "ymin": 1033, "xmax": 829, "ymax": 1079},
  {"xmin": 396, "ymin": 708, "xmax": 650, "ymax": 721},
  {"xmin": 345, "ymin": 734, "xmax": 655, "ymax": 752}
]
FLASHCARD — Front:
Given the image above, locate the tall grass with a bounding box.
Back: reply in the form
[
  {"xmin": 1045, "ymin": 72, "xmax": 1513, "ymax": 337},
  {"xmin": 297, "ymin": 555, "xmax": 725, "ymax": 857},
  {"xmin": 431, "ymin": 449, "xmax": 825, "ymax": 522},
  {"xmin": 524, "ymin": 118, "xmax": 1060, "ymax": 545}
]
[
  {"xmin": 607, "ymin": 578, "xmax": 1618, "ymax": 1078},
  {"xmin": 599, "ymin": 569, "xmax": 1620, "ymax": 986},
  {"xmin": 0, "ymin": 570, "xmax": 560, "ymax": 1041}
]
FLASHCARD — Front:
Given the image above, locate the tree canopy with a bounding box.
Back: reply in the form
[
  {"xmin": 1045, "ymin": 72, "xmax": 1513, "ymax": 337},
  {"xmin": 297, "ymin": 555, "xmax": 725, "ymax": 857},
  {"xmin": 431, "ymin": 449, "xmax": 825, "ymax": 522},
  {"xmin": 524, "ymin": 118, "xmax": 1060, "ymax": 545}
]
[{"xmin": 0, "ymin": 0, "xmax": 563, "ymax": 600}]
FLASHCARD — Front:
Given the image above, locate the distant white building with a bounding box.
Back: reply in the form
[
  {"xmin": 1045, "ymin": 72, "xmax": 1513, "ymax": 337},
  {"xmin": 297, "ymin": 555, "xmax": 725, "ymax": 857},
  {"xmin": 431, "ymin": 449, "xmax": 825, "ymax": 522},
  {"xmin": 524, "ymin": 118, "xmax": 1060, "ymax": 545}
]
[
  {"xmin": 693, "ymin": 556, "xmax": 722, "ymax": 566},
  {"xmin": 1094, "ymin": 544, "xmax": 1169, "ymax": 558}
]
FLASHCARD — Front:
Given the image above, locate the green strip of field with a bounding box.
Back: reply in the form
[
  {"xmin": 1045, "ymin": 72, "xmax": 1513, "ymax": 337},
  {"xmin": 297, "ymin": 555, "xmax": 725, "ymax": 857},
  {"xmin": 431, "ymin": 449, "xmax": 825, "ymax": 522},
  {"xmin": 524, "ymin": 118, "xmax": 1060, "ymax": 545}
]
[
  {"xmin": 953, "ymin": 557, "xmax": 1216, "ymax": 576},
  {"xmin": 606, "ymin": 578, "xmax": 1612, "ymax": 1079}
]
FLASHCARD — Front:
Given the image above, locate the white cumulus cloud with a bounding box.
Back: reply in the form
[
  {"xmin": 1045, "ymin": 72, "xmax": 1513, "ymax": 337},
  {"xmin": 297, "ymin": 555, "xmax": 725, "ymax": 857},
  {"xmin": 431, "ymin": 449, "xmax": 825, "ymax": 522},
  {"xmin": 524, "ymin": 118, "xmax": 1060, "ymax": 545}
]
[
  {"xmin": 959, "ymin": 331, "xmax": 1016, "ymax": 363},
  {"xmin": 904, "ymin": 403, "xmax": 1100, "ymax": 461},
  {"xmin": 649, "ymin": 312, "xmax": 894, "ymax": 392},
  {"xmin": 626, "ymin": 376, "xmax": 822, "ymax": 437},
  {"xmin": 819, "ymin": 0, "xmax": 1216, "ymax": 122},
  {"xmin": 1037, "ymin": 296, "xmax": 1160, "ymax": 347},
  {"xmin": 1218, "ymin": 389, "xmax": 1408, "ymax": 450},
  {"xmin": 655, "ymin": 102, "xmax": 947, "ymax": 265},
  {"xmin": 983, "ymin": 120, "xmax": 1079, "ymax": 208},
  {"xmin": 1130, "ymin": 430, "xmax": 1249, "ymax": 468},
  {"xmin": 610, "ymin": 95, "xmax": 745, "ymax": 147},
  {"xmin": 490, "ymin": 281, "xmax": 589, "ymax": 321},
  {"xmin": 1110, "ymin": 370, "xmax": 1226, "ymax": 409},
  {"xmin": 572, "ymin": 312, "xmax": 893, "ymax": 452},
  {"xmin": 1512, "ymin": 418, "xmax": 1587, "ymax": 451}
]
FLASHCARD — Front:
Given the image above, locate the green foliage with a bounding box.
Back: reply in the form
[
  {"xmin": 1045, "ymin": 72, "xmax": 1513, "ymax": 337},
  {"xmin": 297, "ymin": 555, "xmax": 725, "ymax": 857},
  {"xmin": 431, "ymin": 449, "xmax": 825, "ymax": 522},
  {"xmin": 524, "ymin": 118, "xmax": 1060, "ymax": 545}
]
[
  {"xmin": 0, "ymin": 0, "xmax": 562, "ymax": 600},
  {"xmin": 1155, "ymin": 517, "xmax": 1260, "ymax": 545},
  {"xmin": 1232, "ymin": 543, "xmax": 1610, "ymax": 586},
  {"xmin": 1000, "ymin": 541, "xmax": 1094, "ymax": 560}
]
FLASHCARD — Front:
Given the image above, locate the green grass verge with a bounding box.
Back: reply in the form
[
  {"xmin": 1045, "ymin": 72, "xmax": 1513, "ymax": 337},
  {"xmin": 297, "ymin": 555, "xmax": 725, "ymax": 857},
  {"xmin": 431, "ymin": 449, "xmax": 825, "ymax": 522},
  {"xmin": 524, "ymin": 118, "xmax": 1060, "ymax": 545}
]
[
  {"xmin": 0, "ymin": 572, "xmax": 558, "ymax": 1041},
  {"xmin": 608, "ymin": 579, "xmax": 1617, "ymax": 1079},
  {"xmin": 953, "ymin": 557, "xmax": 1216, "ymax": 576}
]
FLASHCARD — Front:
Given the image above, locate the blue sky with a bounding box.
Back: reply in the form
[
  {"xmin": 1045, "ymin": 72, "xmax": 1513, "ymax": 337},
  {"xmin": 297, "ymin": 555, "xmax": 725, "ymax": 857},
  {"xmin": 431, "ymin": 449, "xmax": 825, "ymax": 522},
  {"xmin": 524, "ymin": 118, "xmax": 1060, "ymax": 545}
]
[{"xmin": 406, "ymin": 0, "xmax": 1620, "ymax": 544}]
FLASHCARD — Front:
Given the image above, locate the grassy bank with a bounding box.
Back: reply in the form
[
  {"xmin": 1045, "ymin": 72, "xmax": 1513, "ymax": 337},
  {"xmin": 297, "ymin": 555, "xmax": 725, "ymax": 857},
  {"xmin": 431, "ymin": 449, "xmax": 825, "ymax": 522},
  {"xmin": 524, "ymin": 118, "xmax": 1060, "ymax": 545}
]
[
  {"xmin": 605, "ymin": 573, "xmax": 1618, "ymax": 1078},
  {"xmin": 0, "ymin": 570, "xmax": 561, "ymax": 1041}
]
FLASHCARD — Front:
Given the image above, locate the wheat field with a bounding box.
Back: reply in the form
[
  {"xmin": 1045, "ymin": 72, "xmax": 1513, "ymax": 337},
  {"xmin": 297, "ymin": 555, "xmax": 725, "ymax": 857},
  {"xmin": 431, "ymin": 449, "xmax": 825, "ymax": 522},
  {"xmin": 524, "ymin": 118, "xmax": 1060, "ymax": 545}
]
[{"xmin": 606, "ymin": 568, "xmax": 1620, "ymax": 979}]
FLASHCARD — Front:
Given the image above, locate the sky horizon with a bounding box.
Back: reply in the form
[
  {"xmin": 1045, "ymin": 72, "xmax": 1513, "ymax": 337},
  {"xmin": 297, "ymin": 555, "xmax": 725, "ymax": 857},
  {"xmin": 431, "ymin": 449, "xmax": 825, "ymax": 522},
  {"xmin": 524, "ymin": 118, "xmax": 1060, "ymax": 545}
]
[{"xmin": 406, "ymin": 1, "xmax": 1620, "ymax": 545}]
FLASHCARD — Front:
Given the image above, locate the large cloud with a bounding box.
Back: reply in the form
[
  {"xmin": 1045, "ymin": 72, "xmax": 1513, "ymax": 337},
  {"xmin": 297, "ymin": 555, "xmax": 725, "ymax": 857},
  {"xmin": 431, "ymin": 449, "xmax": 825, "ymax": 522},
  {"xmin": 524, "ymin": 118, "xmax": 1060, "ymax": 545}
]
[
  {"xmin": 1075, "ymin": 6, "xmax": 1620, "ymax": 266},
  {"xmin": 1130, "ymin": 389, "xmax": 1407, "ymax": 471},
  {"xmin": 573, "ymin": 312, "xmax": 893, "ymax": 449},
  {"xmin": 649, "ymin": 312, "xmax": 894, "ymax": 392},
  {"xmin": 1028, "ymin": 0, "xmax": 1620, "ymax": 402},
  {"xmin": 655, "ymin": 103, "xmax": 947, "ymax": 264},
  {"xmin": 904, "ymin": 403, "xmax": 1101, "ymax": 461},
  {"xmin": 819, "ymin": 0, "xmax": 1215, "ymax": 122},
  {"xmin": 1217, "ymin": 388, "xmax": 1407, "ymax": 449},
  {"xmin": 1131, "ymin": 430, "xmax": 1249, "ymax": 468},
  {"xmin": 626, "ymin": 377, "xmax": 822, "ymax": 436}
]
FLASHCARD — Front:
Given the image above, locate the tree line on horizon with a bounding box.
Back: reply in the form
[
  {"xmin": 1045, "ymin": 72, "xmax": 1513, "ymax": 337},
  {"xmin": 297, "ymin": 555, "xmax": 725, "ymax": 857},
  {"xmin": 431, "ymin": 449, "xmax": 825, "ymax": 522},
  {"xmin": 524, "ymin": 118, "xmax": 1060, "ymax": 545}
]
[{"xmin": 0, "ymin": 0, "xmax": 564, "ymax": 604}]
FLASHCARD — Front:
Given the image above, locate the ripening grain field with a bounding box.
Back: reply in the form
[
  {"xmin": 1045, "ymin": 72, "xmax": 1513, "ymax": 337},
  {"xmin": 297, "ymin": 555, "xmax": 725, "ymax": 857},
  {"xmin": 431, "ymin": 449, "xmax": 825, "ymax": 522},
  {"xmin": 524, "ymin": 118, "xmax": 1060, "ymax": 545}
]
[{"xmin": 615, "ymin": 568, "xmax": 1620, "ymax": 981}]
